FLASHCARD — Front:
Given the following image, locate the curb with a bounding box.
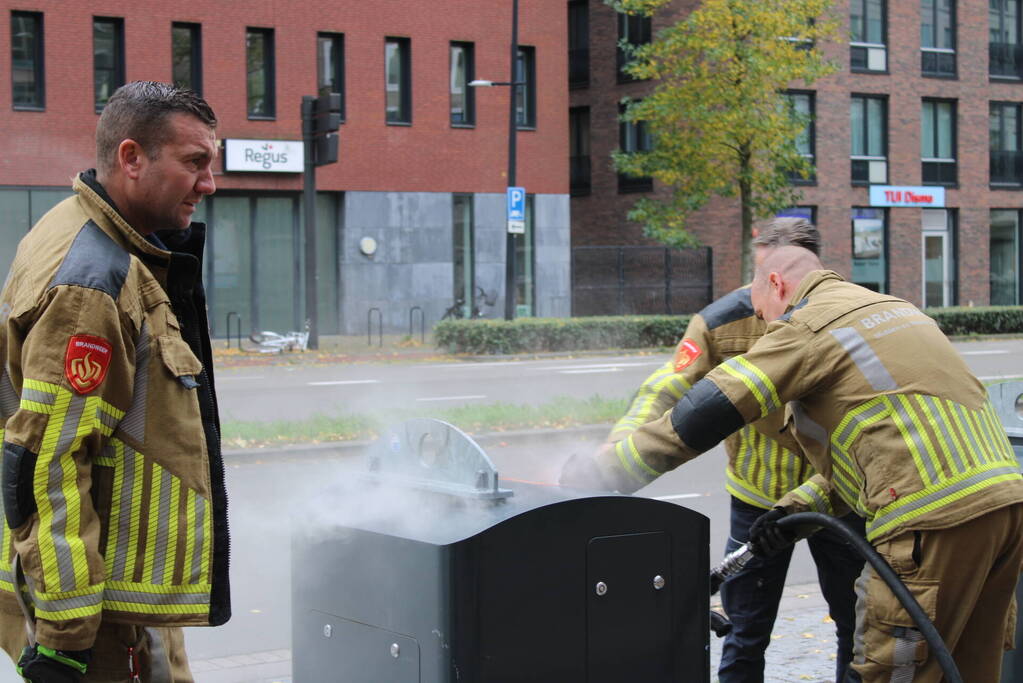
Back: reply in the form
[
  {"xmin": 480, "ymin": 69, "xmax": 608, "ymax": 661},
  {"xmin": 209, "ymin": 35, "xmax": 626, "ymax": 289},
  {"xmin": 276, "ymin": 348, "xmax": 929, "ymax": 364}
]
[{"xmin": 222, "ymin": 423, "xmax": 611, "ymax": 463}]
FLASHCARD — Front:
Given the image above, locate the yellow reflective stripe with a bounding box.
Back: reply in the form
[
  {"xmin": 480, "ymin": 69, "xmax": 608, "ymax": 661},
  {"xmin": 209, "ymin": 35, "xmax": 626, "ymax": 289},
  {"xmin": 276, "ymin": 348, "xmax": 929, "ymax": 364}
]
[
  {"xmin": 610, "ymin": 363, "xmax": 690, "ymax": 437},
  {"xmin": 162, "ymin": 476, "xmax": 181, "ymax": 584},
  {"xmin": 888, "ymin": 397, "xmax": 935, "ymax": 487},
  {"xmin": 22, "ymin": 379, "xmax": 59, "ymax": 394},
  {"xmin": 20, "ymin": 400, "xmax": 53, "ymax": 414},
  {"xmin": 35, "ymin": 387, "xmax": 71, "ymax": 589},
  {"xmin": 103, "ymin": 442, "xmax": 124, "ymax": 578},
  {"xmin": 622, "ymin": 438, "xmax": 661, "ymax": 479},
  {"xmin": 738, "ymin": 357, "xmax": 780, "ymax": 411},
  {"xmin": 913, "ymin": 396, "xmax": 956, "ymax": 478},
  {"xmin": 897, "ymin": 395, "xmax": 943, "ymax": 484},
  {"xmin": 792, "ymin": 480, "xmax": 833, "ymax": 515},
  {"xmin": 963, "ymin": 407, "xmax": 996, "ymax": 464},
  {"xmin": 720, "ymin": 359, "xmax": 775, "ymax": 417},
  {"xmin": 143, "ymin": 463, "xmax": 164, "ymax": 582},
  {"xmin": 725, "ymin": 468, "xmax": 776, "ymax": 508},
  {"xmin": 104, "ymin": 580, "xmax": 211, "ymax": 616},
  {"xmin": 833, "ymin": 397, "xmax": 889, "ymax": 450},
  {"xmin": 827, "ymin": 445, "xmax": 862, "ymax": 506},
  {"xmin": 931, "ymin": 397, "xmax": 972, "ymax": 472},
  {"xmin": 979, "ymin": 403, "xmax": 1015, "ymax": 465},
  {"xmin": 33, "ymin": 602, "xmax": 103, "ymax": 620},
  {"xmin": 200, "ymin": 495, "xmax": 212, "ymax": 582},
  {"xmin": 184, "ymin": 489, "xmax": 197, "ymax": 585}
]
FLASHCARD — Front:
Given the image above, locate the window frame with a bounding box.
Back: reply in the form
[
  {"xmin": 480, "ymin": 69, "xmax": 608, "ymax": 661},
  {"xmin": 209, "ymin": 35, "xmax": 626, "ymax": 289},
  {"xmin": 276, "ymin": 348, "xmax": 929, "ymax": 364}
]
[
  {"xmin": 850, "ymin": 0, "xmax": 888, "ymax": 73},
  {"xmin": 385, "ymin": 36, "xmax": 411, "ymax": 125},
  {"xmin": 171, "ymin": 22, "xmax": 202, "ymax": 95},
  {"xmin": 569, "ymin": 106, "xmax": 591, "ymax": 197},
  {"xmin": 850, "ymin": 94, "xmax": 888, "ymax": 185},
  {"xmin": 990, "ymin": 0, "xmax": 1023, "ymax": 80},
  {"xmin": 991, "ymin": 208, "xmax": 1023, "ymax": 304},
  {"xmin": 920, "ymin": 0, "xmax": 956, "ymax": 78},
  {"xmin": 452, "ymin": 193, "xmax": 475, "ymax": 318},
  {"xmin": 449, "ymin": 41, "xmax": 474, "ymax": 127},
  {"xmin": 921, "ymin": 98, "xmax": 957, "ymax": 186},
  {"xmin": 568, "ymin": 0, "xmax": 589, "ymax": 89},
  {"xmin": 785, "ymin": 90, "xmax": 816, "ymax": 185},
  {"xmin": 515, "ymin": 45, "xmax": 536, "ymax": 130},
  {"xmin": 851, "ymin": 206, "xmax": 890, "ymax": 294},
  {"xmin": 93, "ymin": 16, "xmax": 125, "ymax": 114},
  {"xmin": 316, "ymin": 32, "xmax": 345, "ymax": 121},
  {"xmin": 246, "ymin": 27, "xmax": 276, "ymax": 120},
  {"xmin": 990, "ymin": 101, "xmax": 1023, "ymax": 187},
  {"xmin": 616, "ymin": 11, "xmax": 651, "ymax": 83},
  {"xmin": 618, "ymin": 102, "xmax": 653, "ymax": 194},
  {"xmin": 11, "ymin": 10, "xmax": 44, "ymax": 110}
]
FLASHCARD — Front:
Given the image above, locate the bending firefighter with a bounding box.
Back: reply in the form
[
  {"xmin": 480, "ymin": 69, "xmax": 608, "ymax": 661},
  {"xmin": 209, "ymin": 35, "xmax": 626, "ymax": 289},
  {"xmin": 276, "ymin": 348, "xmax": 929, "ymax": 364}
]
[
  {"xmin": 0, "ymin": 82, "xmax": 229, "ymax": 681},
  {"xmin": 565, "ymin": 241, "xmax": 1023, "ymax": 682},
  {"xmin": 578, "ymin": 218, "xmax": 865, "ymax": 683}
]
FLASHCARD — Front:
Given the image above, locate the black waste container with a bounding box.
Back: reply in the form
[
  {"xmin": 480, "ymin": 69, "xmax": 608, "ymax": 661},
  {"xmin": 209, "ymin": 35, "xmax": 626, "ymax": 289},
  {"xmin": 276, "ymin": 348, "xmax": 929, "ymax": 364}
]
[{"xmin": 291, "ymin": 419, "xmax": 710, "ymax": 682}]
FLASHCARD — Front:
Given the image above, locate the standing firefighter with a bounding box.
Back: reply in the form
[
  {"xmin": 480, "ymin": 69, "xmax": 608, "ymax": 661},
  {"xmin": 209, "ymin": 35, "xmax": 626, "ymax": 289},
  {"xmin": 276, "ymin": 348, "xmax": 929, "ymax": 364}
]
[
  {"xmin": 568, "ymin": 243, "xmax": 1023, "ymax": 682},
  {"xmin": 571, "ymin": 218, "xmax": 864, "ymax": 683},
  {"xmin": 0, "ymin": 82, "xmax": 227, "ymax": 681}
]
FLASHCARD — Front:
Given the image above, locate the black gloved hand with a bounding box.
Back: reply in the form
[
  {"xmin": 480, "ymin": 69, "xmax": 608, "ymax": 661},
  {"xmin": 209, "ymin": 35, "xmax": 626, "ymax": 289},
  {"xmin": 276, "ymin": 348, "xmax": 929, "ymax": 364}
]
[
  {"xmin": 17, "ymin": 644, "xmax": 89, "ymax": 683},
  {"xmin": 558, "ymin": 453, "xmax": 615, "ymax": 492},
  {"xmin": 748, "ymin": 507, "xmax": 796, "ymax": 557}
]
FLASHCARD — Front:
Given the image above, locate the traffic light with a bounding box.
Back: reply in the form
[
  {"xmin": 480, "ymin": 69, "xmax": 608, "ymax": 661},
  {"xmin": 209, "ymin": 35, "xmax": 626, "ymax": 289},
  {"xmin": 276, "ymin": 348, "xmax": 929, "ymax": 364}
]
[{"xmin": 303, "ymin": 93, "xmax": 340, "ymax": 166}]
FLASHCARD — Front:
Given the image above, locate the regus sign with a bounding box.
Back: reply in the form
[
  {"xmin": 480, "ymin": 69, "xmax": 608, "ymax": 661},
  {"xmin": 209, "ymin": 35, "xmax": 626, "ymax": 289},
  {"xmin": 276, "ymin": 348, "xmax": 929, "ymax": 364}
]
[{"xmin": 224, "ymin": 139, "xmax": 304, "ymax": 173}]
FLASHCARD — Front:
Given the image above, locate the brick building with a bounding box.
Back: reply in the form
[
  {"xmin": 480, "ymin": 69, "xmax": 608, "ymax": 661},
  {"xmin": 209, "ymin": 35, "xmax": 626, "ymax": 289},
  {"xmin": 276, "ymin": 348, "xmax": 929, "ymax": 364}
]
[
  {"xmin": 1, "ymin": 0, "xmax": 570, "ymax": 335},
  {"xmin": 569, "ymin": 0, "xmax": 1023, "ymax": 309}
]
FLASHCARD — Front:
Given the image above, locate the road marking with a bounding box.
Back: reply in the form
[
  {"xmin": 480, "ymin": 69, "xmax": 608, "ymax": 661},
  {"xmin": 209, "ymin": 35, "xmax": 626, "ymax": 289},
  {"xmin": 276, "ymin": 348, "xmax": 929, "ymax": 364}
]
[
  {"xmin": 416, "ymin": 394, "xmax": 487, "ymax": 402},
  {"xmin": 218, "ymin": 376, "xmax": 265, "ymax": 381},
  {"xmin": 961, "ymin": 350, "xmax": 1010, "ymax": 356},
  {"xmin": 652, "ymin": 493, "xmax": 702, "ymax": 501},
  {"xmin": 559, "ymin": 368, "xmax": 624, "ymax": 375},
  {"xmin": 307, "ymin": 379, "xmax": 381, "ymax": 386},
  {"xmin": 978, "ymin": 374, "xmax": 1023, "ymax": 382},
  {"xmin": 420, "ymin": 361, "xmax": 530, "ymax": 369},
  {"xmin": 545, "ymin": 362, "xmax": 661, "ymax": 371}
]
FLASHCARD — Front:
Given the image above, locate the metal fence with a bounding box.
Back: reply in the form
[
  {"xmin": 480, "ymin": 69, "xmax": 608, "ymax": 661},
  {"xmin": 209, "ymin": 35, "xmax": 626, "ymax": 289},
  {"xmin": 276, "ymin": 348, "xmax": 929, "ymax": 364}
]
[{"xmin": 571, "ymin": 246, "xmax": 713, "ymax": 316}]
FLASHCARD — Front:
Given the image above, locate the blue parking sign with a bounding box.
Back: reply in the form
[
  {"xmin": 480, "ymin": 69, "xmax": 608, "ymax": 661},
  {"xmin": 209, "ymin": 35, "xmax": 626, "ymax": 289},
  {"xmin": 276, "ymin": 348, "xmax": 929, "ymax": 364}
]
[{"xmin": 507, "ymin": 187, "xmax": 525, "ymax": 221}]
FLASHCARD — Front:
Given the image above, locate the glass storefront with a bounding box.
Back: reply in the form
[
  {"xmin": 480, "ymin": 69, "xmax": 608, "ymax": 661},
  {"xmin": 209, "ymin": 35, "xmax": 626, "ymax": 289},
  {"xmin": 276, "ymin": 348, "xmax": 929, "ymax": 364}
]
[
  {"xmin": 514, "ymin": 195, "xmax": 536, "ymax": 317},
  {"xmin": 991, "ymin": 209, "xmax": 1020, "ymax": 305},
  {"xmin": 851, "ymin": 207, "xmax": 887, "ymax": 293},
  {"xmin": 0, "ymin": 188, "xmax": 74, "ymax": 277}
]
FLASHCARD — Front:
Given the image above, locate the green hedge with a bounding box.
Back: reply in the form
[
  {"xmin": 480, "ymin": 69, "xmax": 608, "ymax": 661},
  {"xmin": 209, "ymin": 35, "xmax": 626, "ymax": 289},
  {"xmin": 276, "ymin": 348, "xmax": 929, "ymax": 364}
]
[{"xmin": 434, "ymin": 307, "xmax": 1023, "ymax": 355}]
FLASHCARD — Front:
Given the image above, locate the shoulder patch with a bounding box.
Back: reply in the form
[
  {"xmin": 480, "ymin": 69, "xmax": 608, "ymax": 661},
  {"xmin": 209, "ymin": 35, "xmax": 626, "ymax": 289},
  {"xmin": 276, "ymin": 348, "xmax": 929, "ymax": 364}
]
[
  {"xmin": 699, "ymin": 288, "xmax": 754, "ymax": 330},
  {"xmin": 49, "ymin": 221, "xmax": 129, "ymax": 298},
  {"xmin": 673, "ymin": 338, "xmax": 703, "ymax": 372},
  {"xmin": 65, "ymin": 335, "xmax": 112, "ymax": 394}
]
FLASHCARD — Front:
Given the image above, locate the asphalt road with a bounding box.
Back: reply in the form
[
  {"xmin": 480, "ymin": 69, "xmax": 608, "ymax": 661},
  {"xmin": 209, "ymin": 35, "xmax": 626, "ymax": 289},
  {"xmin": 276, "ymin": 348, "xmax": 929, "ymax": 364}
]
[{"xmin": 215, "ymin": 337, "xmax": 1023, "ymax": 423}]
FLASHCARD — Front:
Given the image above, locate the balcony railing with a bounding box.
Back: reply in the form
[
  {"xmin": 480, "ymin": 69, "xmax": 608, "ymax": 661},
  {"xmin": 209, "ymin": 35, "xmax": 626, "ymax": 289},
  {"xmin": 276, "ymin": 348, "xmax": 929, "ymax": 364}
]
[
  {"xmin": 570, "ymin": 155, "xmax": 591, "ymax": 196},
  {"xmin": 569, "ymin": 47, "xmax": 589, "ymax": 89},
  {"xmin": 991, "ymin": 149, "xmax": 1023, "ymax": 185},
  {"xmin": 922, "ymin": 159, "xmax": 957, "ymax": 186},
  {"xmin": 921, "ymin": 48, "xmax": 956, "ymax": 77},
  {"xmin": 990, "ymin": 41, "xmax": 1023, "ymax": 78}
]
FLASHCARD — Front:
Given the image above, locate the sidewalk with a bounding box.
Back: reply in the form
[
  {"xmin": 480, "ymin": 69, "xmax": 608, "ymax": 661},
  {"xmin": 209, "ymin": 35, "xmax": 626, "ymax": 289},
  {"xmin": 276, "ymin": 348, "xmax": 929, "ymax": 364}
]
[{"xmin": 188, "ymin": 581, "xmax": 837, "ymax": 683}]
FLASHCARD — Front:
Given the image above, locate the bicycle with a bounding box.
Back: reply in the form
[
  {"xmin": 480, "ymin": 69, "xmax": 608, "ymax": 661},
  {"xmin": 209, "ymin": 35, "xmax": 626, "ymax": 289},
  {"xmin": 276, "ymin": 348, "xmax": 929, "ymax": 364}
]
[
  {"xmin": 248, "ymin": 319, "xmax": 311, "ymax": 353},
  {"xmin": 441, "ymin": 287, "xmax": 496, "ymax": 320}
]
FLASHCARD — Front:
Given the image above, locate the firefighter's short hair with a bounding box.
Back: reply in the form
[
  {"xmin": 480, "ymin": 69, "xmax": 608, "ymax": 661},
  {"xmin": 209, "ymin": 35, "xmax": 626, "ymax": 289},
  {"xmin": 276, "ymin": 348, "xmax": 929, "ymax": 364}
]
[
  {"xmin": 96, "ymin": 81, "xmax": 217, "ymax": 175},
  {"xmin": 752, "ymin": 217, "xmax": 821, "ymax": 256}
]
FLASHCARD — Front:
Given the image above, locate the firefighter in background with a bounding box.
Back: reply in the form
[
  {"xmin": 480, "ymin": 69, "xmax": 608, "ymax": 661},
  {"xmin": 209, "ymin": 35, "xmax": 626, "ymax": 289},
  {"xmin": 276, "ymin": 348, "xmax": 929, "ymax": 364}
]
[
  {"xmin": 588, "ymin": 217, "xmax": 864, "ymax": 683},
  {"xmin": 564, "ymin": 242, "xmax": 1023, "ymax": 682},
  {"xmin": 0, "ymin": 82, "xmax": 228, "ymax": 681}
]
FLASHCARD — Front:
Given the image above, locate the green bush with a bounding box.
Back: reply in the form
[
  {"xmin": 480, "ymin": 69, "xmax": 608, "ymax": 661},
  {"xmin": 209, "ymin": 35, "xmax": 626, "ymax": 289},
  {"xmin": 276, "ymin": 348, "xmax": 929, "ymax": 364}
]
[
  {"xmin": 434, "ymin": 307, "xmax": 1023, "ymax": 355},
  {"xmin": 434, "ymin": 315, "xmax": 690, "ymax": 354}
]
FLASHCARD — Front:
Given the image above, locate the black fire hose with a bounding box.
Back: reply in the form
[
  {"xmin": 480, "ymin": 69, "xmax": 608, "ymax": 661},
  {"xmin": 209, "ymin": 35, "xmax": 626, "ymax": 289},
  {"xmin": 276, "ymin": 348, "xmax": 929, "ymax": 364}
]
[{"xmin": 710, "ymin": 511, "xmax": 964, "ymax": 683}]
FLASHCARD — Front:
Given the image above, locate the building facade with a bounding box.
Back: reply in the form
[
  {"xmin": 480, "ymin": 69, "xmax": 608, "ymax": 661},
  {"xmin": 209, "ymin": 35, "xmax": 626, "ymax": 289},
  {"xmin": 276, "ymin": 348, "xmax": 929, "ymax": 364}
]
[
  {"xmin": 2, "ymin": 1, "xmax": 570, "ymax": 336},
  {"xmin": 569, "ymin": 0, "xmax": 1023, "ymax": 309}
]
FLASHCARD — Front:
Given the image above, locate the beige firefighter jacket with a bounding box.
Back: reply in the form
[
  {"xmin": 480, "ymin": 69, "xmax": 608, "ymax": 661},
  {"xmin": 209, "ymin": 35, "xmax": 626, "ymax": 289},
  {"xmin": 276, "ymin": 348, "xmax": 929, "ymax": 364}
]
[
  {"xmin": 0, "ymin": 173, "xmax": 229, "ymax": 651},
  {"xmin": 607, "ymin": 287, "xmax": 811, "ymax": 508},
  {"xmin": 599, "ymin": 270, "xmax": 1023, "ymax": 543}
]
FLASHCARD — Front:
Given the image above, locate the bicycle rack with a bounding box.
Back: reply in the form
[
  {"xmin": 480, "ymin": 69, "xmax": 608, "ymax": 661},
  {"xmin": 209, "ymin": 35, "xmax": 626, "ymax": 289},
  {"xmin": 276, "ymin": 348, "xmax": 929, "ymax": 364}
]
[
  {"xmin": 409, "ymin": 306, "xmax": 425, "ymax": 343},
  {"xmin": 367, "ymin": 308, "xmax": 383, "ymax": 348},
  {"xmin": 225, "ymin": 312, "xmax": 242, "ymax": 349}
]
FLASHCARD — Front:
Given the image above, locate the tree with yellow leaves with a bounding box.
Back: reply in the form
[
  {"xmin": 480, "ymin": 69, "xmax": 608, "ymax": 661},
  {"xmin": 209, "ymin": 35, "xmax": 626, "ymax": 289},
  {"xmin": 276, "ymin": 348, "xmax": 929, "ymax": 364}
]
[{"xmin": 611, "ymin": 0, "xmax": 841, "ymax": 281}]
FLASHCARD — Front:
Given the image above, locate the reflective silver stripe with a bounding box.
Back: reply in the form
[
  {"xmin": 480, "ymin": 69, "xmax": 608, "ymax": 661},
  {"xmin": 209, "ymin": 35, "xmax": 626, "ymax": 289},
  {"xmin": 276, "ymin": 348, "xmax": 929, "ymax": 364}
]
[
  {"xmin": 151, "ymin": 468, "xmax": 173, "ymax": 585},
  {"xmin": 979, "ymin": 403, "xmax": 1014, "ymax": 464},
  {"xmin": 869, "ymin": 464, "xmax": 1022, "ymax": 537},
  {"xmin": 191, "ymin": 494, "xmax": 205, "ymax": 584},
  {"xmin": 890, "ymin": 398, "xmax": 939, "ymax": 484},
  {"xmin": 835, "ymin": 401, "xmax": 888, "ymax": 449},
  {"xmin": 30, "ymin": 589, "xmax": 102, "ymax": 613},
  {"xmin": 120, "ymin": 322, "xmax": 149, "ymax": 443},
  {"xmin": 789, "ymin": 401, "xmax": 828, "ymax": 445},
  {"xmin": 146, "ymin": 628, "xmax": 172, "ymax": 683},
  {"xmin": 762, "ymin": 438, "xmax": 774, "ymax": 500},
  {"xmin": 112, "ymin": 445, "xmax": 139, "ymax": 581},
  {"xmin": 105, "ymin": 588, "xmax": 209, "ymax": 606},
  {"xmin": 722, "ymin": 357, "xmax": 779, "ymax": 413},
  {"xmin": 97, "ymin": 407, "xmax": 119, "ymax": 433},
  {"xmin": 49, "ymin": 394, "xmax": 86, "ymax": 591},
  {"xmin": 0, "ymin": 371, "xmax": 20, "ymax": 416},
  {"xmin": 851, "ymin": 563, "xmax": 871, "ymax": 667},
  {"xmin": 796, "ymin": 482, "xmax": 829, "ymax": 513},
  {"xmin": 922, "ymin": 396, "xmax": 966, "ymax": 475},
  {"xmin": 951, "ymin": 402, "xmax": 986, "ymax": 467},
  {"xmin": 890, "ymin": 628, "xmax": 924, "ymax": 682},
  {"xmin": 726, "ymin": 471, "xmax": 776, "ymax": 508},
  {"xmin": 830, "ymin": 327, "xmax": 898, "ymax": 391}
]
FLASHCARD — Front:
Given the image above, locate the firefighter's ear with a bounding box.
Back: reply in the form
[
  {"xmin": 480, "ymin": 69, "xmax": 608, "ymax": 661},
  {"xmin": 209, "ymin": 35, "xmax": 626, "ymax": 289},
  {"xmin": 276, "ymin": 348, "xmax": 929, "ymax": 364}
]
[{"xmin": 116, "ymin": 139, "xmax": 146, "ymax": 180}]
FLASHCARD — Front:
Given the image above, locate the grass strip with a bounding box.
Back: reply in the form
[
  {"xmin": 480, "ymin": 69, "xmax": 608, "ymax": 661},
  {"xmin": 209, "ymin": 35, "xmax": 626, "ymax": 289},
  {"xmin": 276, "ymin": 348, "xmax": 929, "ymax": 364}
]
[{"xmin": 221, "ymin": 394, "xmax": 628, "ymax": 450}]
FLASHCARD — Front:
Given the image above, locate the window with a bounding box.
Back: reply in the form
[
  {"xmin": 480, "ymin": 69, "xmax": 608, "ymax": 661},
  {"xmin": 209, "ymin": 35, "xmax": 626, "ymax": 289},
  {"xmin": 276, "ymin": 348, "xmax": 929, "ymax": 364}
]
[
  {"xmin": 385, "ymin": 37, "xmax": 411, "ymax": 124},
  {"xmin": 514, "ymin": 195, "xmax": 536, "ymax": 317},
  {"xmin": 452, "ymin": 194, "xmax": 474, "ymax": 318},
  {"xmin": 317, "ymin": 33, "xmax": 344, "ymax": 120},
  {"xmin": 991, "ymin": 209, "xmax": 1021, "ymax": 304},
  {"xmin": 570, "ymin": 107, "xmax": 591, "ymax": 196},
  {"xmin": 617, "ymin": 11, "xmax": 651, "ymax": 82},
  {"xmin": 568, "ymin": 0, "xmax": 589, "ymax": 89},
  {"xmin": 921, "ymin": 0, "xmax": 955, "ymax": 76},
  {"xmin": 246, "ymin": 28, "xmax": 275, "ymax": 118},
  {"xmin": 785, "ymin": 91, "xmax": 815, "ymax": 184},
  {"xmin": 450, "ymin": 42, "xmax": 474, "ymax": 126},
  {"xmin": 850, "ymin": 0, "xmax": 887, "ymax": 72},
  {"xmin": 11, "ymin": 11, "xmax": 44, "ymax": 109},
  {"xmin": 172, "ymin": 22, "xmax": 202, "ymax": 94},
  {"xmin": 921, "ymin": 100, "xmax": 956, "ymax": 185},
  {"xmin": 991, "ymin": 102, "xmax": 1023, "ymax": 186},
  {"xmin": 618, "ymin": 104, "xmax": 653, "ymax": 193},
  {"xmin": 852, "ymin": 208, "xmax": 888, "ymax": 293},
  {"xmin": 93, "ymin": 17, "xmax": 124, "ymax": 112},
  {"xmin": 922, "ymin": 209, "xmax": 957, "ymax": 307},
  {"xmin": 850, "ymin": 95, "xmax": 887, "ymax": 184},
  {"xmin": 515, "ymin": 46, "xmax": 535, "ymax": 129},
  {"xmin": 990, "ymin": 0, "xmax": 1022, "ymax": 79},
  {"xmin": 777, "ymin": 206, "xmax": 817, "ymax": 225}
]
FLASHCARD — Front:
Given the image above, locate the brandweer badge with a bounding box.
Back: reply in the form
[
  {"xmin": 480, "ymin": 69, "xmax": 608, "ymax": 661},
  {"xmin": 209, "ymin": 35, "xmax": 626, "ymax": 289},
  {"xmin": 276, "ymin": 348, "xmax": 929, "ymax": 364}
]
[
  {"xmin": 674, "ymin": 338, "xmax": 702, "ymax": 372},
  {"xmin": 65, "ymin": 335, "xmax": 112, "ymax": 394}
]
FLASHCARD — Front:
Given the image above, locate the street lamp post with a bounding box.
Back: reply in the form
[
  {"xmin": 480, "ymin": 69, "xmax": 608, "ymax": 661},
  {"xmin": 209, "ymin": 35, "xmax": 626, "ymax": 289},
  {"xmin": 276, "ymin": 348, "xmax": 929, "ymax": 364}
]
[{"xmin": 469, "ymin": 0, "xmax": 521, "ymax": 321}]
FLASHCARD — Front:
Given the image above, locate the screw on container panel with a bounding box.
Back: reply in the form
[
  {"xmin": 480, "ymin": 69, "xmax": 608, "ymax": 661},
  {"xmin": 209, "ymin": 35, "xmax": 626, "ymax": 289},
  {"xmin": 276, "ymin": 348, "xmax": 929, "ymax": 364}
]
[
  {"xmin": 323, "ymin": 624, "xmax": 332, "ymax": 638},
  {"xmin": 390, "ymin": 643, "xmax": 400, "ymax": 658},
  {"xmin": 595, "ymin": 581, "xmax": 608, "ymax": 596},
  {"xmin": 653, "ymin": 575, "xmax": 666, "ymax": 590}
]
